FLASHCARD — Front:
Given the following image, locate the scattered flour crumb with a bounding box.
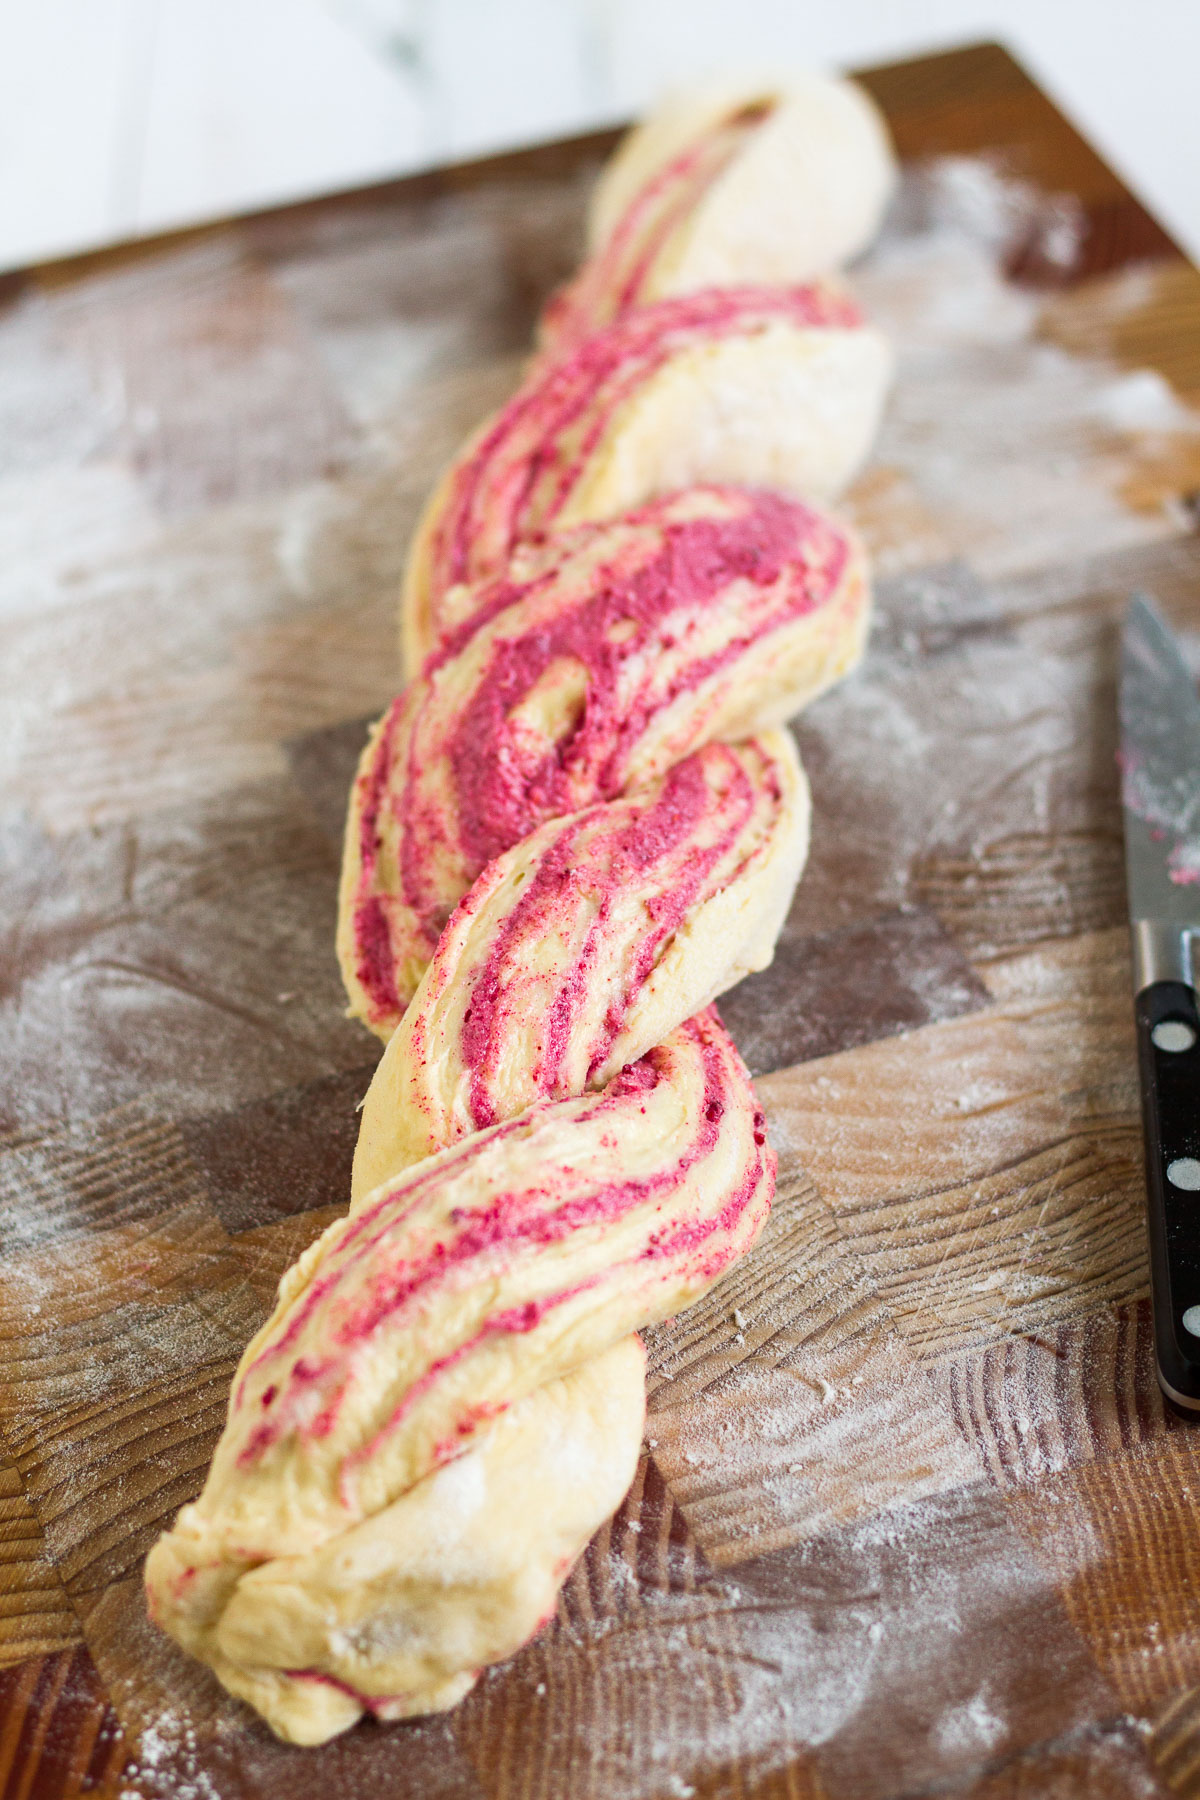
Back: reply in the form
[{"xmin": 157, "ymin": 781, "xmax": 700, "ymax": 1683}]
[
  {"xmin": 934, "ymin": 1689, "xmax": 1006, "ymax": 1757},
  {"xmin": 970, "ymin": 1271, "xmax": 1005, "ymax": 1294},
  {"xmin": 120, "ymin": 1718, "xmax": 222, "ymax": 1800},
  {"xmin": 800, "ymin": 1375, "xmax": 838, "ymax": 1405}
]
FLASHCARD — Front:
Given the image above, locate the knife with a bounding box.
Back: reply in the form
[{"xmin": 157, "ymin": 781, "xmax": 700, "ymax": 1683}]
[{"xmin": 1121, "ymin": 593, "xmax": 1200, "ymax": 1412}]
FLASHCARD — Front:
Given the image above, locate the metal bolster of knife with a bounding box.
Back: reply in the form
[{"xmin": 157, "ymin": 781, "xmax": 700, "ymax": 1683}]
[{"xmin": 1131, "ymin": 919, "xmax": 1196, "ymax": 994}]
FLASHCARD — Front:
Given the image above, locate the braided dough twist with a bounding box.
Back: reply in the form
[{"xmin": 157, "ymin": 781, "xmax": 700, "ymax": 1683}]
[
  {"xmin": 146, "ymin": 73, "xmax": 894, "ymax": 1746},
  {"xmin": 148, "ymin": 735, "xmax": 805, "ymax": 1741},
  {"xmin": 400, "ymin": 285, "xmax": 889, "ymax": 673},
  {"xmin": 346, "ymin": 485, "xmax": 869, "ymax": 1034}
]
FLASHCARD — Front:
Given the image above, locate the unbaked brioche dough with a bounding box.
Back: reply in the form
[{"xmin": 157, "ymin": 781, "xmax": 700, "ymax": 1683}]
[
  {"xmin": 400, "ymin": 288, "xmax": 889, "ymax": 672},
  {"xmin": 350, "ymin": 732, "xmax": 809, "ymax": 1192},
  {"xmin": 146, "ymin": 68, "xmax": 893, "ymax": 1748},
  {"xmin": 541, "ymin": 72, "xmax": 895, "ymax": 354},
  {"xmin": 151, "ymin": 734, "xmax": 799, "ymax": 1738},
  {"xmin": 146, "ymin": 1012, "xmax": 769, "ymax": 1741},
  {"xmin": 343, "ymin": 487, "xmax": 865, "ymax": 1034},
  {"xmin": 149, "ymin": 1337, "xmax": 645, "ymax": 1744}
]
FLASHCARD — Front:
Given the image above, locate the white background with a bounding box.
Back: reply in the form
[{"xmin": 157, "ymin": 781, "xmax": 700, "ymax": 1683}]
[{"xmin": 2, "ymin": 0, "xmax": 1197, "ymax": 274}]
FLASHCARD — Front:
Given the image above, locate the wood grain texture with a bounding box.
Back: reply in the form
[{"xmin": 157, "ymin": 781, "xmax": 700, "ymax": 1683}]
[
  {"xmin": 1007, "ymin": 1428, "xmax": 1200, "ymax": 1716},
  {"xmin": 0, "ymin": 1648, "xmax": 124, "ymax": 1800},
  {"xmin": 2, "ymin": 36, "xmax": 1197, "ymax": 1800},
  {"xmin": 1040, "ymin": 259, "xmax": 1200, "ymax": 405},
  {"xmin": 1150, "ymin": 1685, "xmax": 1200, "ymax": 1799},
  {"xmin": 757, "ymin": 930, "xmax": 1147, "ymax": 1364},
  {"xmin": 454, "ymin": 1456, "xmax": 830, "ymax": 1800},
  {"xmin": 932, "ymin": 1300, "xmax": 1168, "ymax": 1492},
  {"xmin": 0, "ymin": 1466, "xmax": 81, "ymax": 1670},
  {"xmin": 643, "ymin": 1166, "xmax": 983, "ymax": 1565},
  {"xmin": 735, "ymin": 1481, "xmax": 1120, "ymax": 1800}
]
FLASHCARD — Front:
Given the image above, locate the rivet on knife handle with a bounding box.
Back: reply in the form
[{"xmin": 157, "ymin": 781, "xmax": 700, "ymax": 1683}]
[{"xmin": 1134, "ymin": 978, "xmax": 1200, "ymax": 1411}]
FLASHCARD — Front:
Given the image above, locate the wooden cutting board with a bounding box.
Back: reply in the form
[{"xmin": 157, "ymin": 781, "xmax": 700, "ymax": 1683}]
[{"xmin": 4, "ymin": 39, "xmax": 1200, "ymax": 1800}]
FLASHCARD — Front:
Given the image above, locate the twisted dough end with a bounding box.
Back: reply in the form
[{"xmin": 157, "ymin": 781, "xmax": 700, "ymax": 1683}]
[
  {"xmin": 147, "ymin": 1337, "xmax": 645, "ymax": 1744},
  {"xmin": 541, "ymin": 72, "xmax": 895, "ymax": 357},
  {"xmin": 146, "ymin": 1008, "xmax": 768, "ymax": 1742},
  {"xmin": 584, "ymin": 72, "xmax": 895, "ymax": 276}
]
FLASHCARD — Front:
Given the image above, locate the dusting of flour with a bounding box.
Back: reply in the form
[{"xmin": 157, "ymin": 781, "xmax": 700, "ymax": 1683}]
[{"xmin": 853, "ymin": 157, "xmax": 1200, "ymax": 580}]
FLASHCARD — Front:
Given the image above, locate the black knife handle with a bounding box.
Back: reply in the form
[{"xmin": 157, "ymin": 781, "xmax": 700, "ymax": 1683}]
[{"xmin": 1136, "ymin": 979, "xmax": 1200, "ymax": 1413}]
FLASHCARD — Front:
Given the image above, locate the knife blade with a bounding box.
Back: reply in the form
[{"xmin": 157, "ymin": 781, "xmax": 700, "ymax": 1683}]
[{"xmin": 1120, "ymin": 592, "xmax": 1200, "ymax": 1412}]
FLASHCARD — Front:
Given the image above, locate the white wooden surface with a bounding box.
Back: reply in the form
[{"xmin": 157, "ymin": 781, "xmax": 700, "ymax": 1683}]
[{"xmin": 2, "ymin": 0, "xmax": 1198, "ymax": 273}]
